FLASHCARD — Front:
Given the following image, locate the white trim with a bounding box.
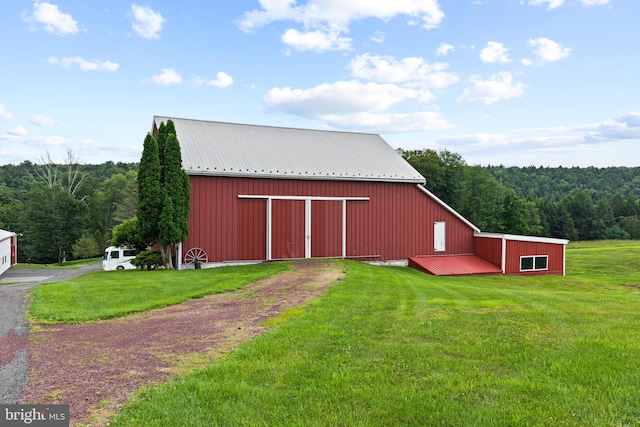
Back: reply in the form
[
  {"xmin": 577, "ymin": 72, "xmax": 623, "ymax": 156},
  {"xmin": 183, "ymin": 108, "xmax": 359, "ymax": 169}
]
[
  {"xmin": 475, "ymin": 232, "xmax": 569, "ymax": 245},
  {"xmin": 520, "ymin": 255, "xmax": 549, "ymax": 272},
  {"xmin": 305, "ymin": 198, "xmax": 311, "ymax": 259},
  {"xmin": 266, "ymin": 198, "xmax": 272, "ymax": 261},
  {"xmin": 342, "ymin": 199, "xmax": 347, "ymax": 258},
  {"xmin": 242, "ymin": 195, "xmax": 368, "ymax": 261},
  {"xmin": 187, "ymin": 170, "xmax": 424, "ymax": 184},
  {"xmin": 239, "ymin": 194, "xmax": 369, "ymax": 201},
  {"xmin": 501, "ymin": 237, "xmax": 506, "ymax": 274},
  {"xmin": 416, "ymin": 185, "xmax": 480, "ymax": 233}
]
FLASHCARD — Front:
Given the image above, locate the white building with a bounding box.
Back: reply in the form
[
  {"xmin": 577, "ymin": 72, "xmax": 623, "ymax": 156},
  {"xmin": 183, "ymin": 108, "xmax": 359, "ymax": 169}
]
[{"xmin": 0, "ymin": 229, "xmax": 17, "ymax": 276}]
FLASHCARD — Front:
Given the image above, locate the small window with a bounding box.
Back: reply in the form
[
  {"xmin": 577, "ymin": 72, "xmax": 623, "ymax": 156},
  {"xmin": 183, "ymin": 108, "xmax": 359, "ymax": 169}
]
[
  {"xmin": 123, "ymin": 250, "xmax": 136, "ymax": 257},
  {"xmin": 111, "ymin": 250, "xmax": 120, "ymax": 259},
  {"xmin": 520, "ymin": 255, "xmax": 548, "ymax": 272},
  {"xmin": 534, "ymin": 256, "xmax": 548, "ymax": 270}
]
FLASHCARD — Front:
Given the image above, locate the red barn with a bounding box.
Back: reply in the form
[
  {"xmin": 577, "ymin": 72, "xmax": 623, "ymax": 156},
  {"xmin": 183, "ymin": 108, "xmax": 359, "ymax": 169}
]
[{"xmin": 152, "ymin": 116, "xmax": 568, "ymax": 276}]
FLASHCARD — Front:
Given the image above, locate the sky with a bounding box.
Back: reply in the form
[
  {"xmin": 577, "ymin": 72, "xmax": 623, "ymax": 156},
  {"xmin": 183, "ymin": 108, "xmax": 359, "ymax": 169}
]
[{"xmin": 1, "ymin": 0, "xmax": 639, "ymax": 167}]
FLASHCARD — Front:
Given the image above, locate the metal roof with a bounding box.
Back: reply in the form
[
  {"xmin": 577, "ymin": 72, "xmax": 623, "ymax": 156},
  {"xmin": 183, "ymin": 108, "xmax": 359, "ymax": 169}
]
[
  {"xmin": 409, "ymin": 255, "xmax": 503, "ymax": 276},
  {"xmin": 475, "ymin": 232, "xmax": 569, "ymax": 245},
  {"xmin": 0, "ymin": 229, "xmax": 14, "ymax": 242},
  {"xmin": 153, "ymin": 116, "xmax": 425, "ymax": 184}
]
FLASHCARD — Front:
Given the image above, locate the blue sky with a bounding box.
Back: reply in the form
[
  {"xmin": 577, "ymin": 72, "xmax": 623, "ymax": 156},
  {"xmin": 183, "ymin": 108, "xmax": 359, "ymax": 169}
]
[{"xmin": 1, "ymin": 0, "xmax": 639, "ymax": 167}]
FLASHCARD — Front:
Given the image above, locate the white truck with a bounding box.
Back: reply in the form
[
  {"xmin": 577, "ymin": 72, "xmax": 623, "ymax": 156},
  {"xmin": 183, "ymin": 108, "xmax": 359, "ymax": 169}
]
[{"xmin": 102, "ymin": 246, "xmax": 137, "ymax": 270}]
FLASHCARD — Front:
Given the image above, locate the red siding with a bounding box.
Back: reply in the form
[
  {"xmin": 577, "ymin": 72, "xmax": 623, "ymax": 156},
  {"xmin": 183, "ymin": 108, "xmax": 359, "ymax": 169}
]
[
  {"xmin": 183, "ymin": 176, "xmax": 476, "ymax": 263},
  {"xmin": 238, "ymin": 199, "xmax": 266, "ymax": 260},
  {"xmin": 312, "ymin": 200, "xmax": 342, "ymax": 258},
  {"xmin": 474, "ymin": 237, "xmax": 503, "ymax": 269},
  {"xmin": 272, "ymin": 200, "xmax": 305, "ymax": 259},
  {"xmin": 10, "ymin": 234, "xmax": 17, "ymax": 266},
  {"xmin": 504, "ymin": 240, "xmax": 565, "ymax": 275}
]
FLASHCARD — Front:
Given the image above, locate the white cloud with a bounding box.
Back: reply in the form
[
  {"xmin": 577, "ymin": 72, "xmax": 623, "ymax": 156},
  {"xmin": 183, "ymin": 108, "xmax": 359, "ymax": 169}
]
[
  {"xmin": 193, "ymin": 72, "xmax": 234, "ymax": 88},
  {"xmin": 348, "ymin": 54, "xmax": 458, "ymax": 89},
  {"xmin": 527, "ymin": 0, "xmax": 609, "ymax": 9},
  {"xmin": 238, "ymin": 0, "xmax": 445, "ymax": 52},
  {"xmin": 0, "ymin": 132, "xmax": 67, "ymax": 148},
  {"xmin": 579, "ymin": 0, "xmax": 610, "ymax": 5},
  {"xmin": 0, "ymin": 132, "xmax": 142, "ymax": 163},
  {"xmin": 263, "ymin": 79, "xmax": 452, "ymax": 133},
  {"xmin": 265, "ymin": 80, "xmax": 418, "ymax": 116},
  {"xmin": 324, "ymin": 111, "xmax": 452, "ymax": 132},
  {"xmin": 131, "ymin": 4, "xmax": 165, "ymax": 39},
  {"xmin": 435, "ymin": 43, "xmax": 455, "ymax": 56},
  {"xmin": 8, "ymin": 126, "xmax": 28, "ymax": 137},
  {"xmin": 527, "ymin": 0, "xmax": 564, "ymax": 10},
  {"xmin": 282, "ymin": 28, "xmax": 352, "ymax": 51},
  {"xmin": 150, "ymin": 68, "xmax": 183, "ymax": 85},
  {"xmin": 23, "ymin": 1, "xmax": 78, "ymax": 36},
  {"xmin": 479, "ymin": 41, "xmax": 511, "ymax": 64},
  {"xmin": 457, "ymin": 72, "xmax": 526, "ymax": 105},
  {"xmin": 528, "ymin": 37, "xmax": 571, "ymax": 63},
  {"xmin": 582, "ymin": 113, "xmax": 640, "ymax": 141},
  {"xmin": 31, "ymin": 114, "xmax": 58, "ymax": 126},
  {"xmin": 436, "ymin": 112, "xmax": 640, "ymax": 161},
  {"xmin": 48, "ymin": 56, "xmax": 119, "ymax": 72},
  {"xmin": 0, "ymin": 105, "xmax": 14, "ymax": 120},
  {"xmin": 370, "ymin": 31, "xmax": 385, "ymax": 43}
]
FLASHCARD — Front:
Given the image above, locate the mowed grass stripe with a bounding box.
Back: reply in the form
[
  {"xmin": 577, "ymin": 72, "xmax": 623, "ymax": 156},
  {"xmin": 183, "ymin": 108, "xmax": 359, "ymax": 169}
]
[
  {"xmin": 28, "ymin": 262, "xmax": 289, "ymax": 323},
  {"xmin": 112, "ymin": 248, "xmax": 640, "ymax": 426}
]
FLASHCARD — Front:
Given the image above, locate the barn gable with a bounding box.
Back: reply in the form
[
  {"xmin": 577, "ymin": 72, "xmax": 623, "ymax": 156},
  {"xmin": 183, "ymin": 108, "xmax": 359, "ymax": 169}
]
[{"xmin": 151, "ymin": 116, "xmax": 567, "ymax": 276}]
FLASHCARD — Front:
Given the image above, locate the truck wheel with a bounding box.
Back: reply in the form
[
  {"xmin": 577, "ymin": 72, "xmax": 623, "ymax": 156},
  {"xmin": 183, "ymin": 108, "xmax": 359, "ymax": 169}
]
[{"xmin": 116, "ymin": 266, "xmax": 125, "ymax": 270}]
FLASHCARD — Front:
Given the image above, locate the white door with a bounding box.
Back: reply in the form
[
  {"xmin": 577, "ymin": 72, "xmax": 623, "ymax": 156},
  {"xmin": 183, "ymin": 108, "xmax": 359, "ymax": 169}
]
[{"xmin": 434, "ymin": 221, "xmax": 446, "ymax": 252}]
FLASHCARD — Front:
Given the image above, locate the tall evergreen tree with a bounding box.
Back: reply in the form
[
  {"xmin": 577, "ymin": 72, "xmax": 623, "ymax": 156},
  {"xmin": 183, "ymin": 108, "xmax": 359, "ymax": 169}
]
[
  {"xmin": 136, "ymin": 121, "xmax": 190, "ymax": 269},
  {"xmin": 158, "ymin": 128, "xmax": 191, "ymax": 268},
  {"xmin": 156, "ymin": 122, "xmax": 167, "ymax": 184},
  {"xmin": 137, "ymin": 133, "xmax": 162, "ymax": 245}
]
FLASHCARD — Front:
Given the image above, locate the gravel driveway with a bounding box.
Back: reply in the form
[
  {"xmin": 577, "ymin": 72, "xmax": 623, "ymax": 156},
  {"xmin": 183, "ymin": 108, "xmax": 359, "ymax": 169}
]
[{"xmin": 0, "ymin": 262, "xmax": 102, "ymax": 404}]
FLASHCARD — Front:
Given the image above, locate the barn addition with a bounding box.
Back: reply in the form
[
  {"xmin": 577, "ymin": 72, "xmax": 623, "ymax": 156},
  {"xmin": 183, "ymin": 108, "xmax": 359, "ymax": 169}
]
[{"xmin": 152, "ymin": 116, "xmax": 568, "ymax": 276}]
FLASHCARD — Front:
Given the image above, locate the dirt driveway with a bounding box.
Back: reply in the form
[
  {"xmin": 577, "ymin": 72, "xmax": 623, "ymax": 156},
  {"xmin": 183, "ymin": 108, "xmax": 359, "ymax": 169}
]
[
  {"xmin": 19, "ymin": 261, "xmax": 344, "ymax": 426},
  {"xmin": 0, "ymin": 262, "xmax": 102, "ymax": 405}
]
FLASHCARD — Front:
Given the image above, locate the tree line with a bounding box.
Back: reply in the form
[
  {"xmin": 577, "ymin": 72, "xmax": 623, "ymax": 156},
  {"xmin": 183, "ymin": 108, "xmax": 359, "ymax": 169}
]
[
  {"xmin": 399, "ymin": 149, "xmax": 640, "ymax": 241},
  {"xmin": 0, "ymin": 152, "xmax": 138, "ymax": 264},
  {"xmin": 1, "ymin": 146, "xmax": 639, "ymax": 264},
  {"xmin": 0, "ymin": 119, "xmax": 190, "ymax": 266}
]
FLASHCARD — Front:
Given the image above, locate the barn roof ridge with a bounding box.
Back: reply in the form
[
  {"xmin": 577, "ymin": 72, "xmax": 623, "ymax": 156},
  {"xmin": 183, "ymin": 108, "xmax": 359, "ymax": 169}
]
[
  {"xmin": 152, "ymin": 116, "xmax": 426, "ymax": 184},
  {"xmin": 153, "ymin": 115, "xmax": 381, "ymax": 137}
]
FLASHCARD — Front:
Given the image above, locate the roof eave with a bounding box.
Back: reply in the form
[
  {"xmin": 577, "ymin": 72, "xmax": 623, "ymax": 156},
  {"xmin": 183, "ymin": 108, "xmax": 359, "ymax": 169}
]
[
  {"xmin": 474, "ymin": 232, "xmax": 570, "ymax": 245},
  {"xmin": 184, "ymin": 169, "xmax": 425, "ymax": 184},
  {"xmin": 416, "ymin": 185, "xmax": 481, "ymax": 233}
]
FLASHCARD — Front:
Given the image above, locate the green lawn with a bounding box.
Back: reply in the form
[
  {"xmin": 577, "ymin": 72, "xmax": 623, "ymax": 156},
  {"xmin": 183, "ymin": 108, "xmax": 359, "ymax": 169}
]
[
  {"xmin": 108, "ymin": 241, "xmax": 640, "ymax": 426},
  {"xmin": 28, "ymin": 262, "xmax": 289, "ymax": 323}
]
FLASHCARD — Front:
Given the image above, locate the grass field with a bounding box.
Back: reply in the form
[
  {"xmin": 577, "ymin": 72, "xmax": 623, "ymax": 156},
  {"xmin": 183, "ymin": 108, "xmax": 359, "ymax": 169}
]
[
  {"xmin": 28, "ymin": 262, "xmax": 289, "ymax": 323},
  {"xmin": 101, "ymin": 241, "xmax": 640, "ymax": 426}
]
